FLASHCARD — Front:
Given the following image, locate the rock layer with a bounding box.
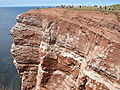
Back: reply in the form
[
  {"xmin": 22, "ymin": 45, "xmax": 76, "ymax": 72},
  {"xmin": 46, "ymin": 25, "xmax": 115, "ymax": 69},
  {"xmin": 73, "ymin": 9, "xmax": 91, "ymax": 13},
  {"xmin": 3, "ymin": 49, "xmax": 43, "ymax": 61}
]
[{"xmin": 11, "ymin": 9, "xmax": 120, "ymax": 90}]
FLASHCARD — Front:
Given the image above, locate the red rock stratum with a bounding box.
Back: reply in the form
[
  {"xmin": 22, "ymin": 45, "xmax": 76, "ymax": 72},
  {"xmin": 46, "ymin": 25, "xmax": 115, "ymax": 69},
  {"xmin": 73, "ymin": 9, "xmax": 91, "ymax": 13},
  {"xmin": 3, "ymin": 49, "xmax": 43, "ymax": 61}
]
[{"xmin": 11, "ymin": 8, "xmax": 120, "ymax": 90}]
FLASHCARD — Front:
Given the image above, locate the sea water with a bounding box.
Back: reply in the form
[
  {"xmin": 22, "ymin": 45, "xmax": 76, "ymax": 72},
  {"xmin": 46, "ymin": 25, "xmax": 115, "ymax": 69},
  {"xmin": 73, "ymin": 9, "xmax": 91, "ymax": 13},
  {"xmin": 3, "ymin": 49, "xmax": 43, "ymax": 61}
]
[{"xmin": 0, "ymin": 6, "xmax": 36, "ymax": 90}]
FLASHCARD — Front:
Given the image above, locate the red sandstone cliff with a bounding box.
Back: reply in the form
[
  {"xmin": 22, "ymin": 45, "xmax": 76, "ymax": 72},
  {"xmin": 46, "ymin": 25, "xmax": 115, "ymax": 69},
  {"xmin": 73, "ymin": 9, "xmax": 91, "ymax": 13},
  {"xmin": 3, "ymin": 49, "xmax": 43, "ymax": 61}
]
[{"xmin": 11, "ymin": 8, "xmax": 120, "ymax": 90}]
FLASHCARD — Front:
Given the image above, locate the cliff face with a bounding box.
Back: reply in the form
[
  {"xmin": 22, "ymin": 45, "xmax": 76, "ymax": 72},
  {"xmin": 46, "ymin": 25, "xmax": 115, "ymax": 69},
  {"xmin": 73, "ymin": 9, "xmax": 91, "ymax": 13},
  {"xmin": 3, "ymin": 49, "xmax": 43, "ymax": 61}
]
[{"xmin": 11, "ymin": 9, "xmax": 120, "ymax": 90}]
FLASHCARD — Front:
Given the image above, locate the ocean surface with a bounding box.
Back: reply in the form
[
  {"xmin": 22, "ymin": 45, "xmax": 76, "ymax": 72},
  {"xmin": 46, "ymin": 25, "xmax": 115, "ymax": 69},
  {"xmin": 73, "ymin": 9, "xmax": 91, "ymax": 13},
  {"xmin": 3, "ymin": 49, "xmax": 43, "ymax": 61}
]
[{"xmin": 0, "ymin": 7, "xmax": 36, "ymax": 90}]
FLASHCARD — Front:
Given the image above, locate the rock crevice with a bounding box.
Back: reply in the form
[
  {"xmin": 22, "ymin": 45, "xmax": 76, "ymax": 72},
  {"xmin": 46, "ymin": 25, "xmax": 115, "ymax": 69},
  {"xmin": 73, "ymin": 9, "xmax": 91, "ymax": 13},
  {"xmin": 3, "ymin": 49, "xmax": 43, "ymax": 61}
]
[{"xmin": 11, "ymin": 9, "xmax": 120, "ymax": 90}]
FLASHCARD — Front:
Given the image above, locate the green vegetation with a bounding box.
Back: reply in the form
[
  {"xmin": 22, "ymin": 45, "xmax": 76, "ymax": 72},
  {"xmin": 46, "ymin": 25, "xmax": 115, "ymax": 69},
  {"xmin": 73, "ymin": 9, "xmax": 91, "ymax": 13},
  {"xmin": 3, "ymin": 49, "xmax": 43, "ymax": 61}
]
[
  {"xmin": 110, "ymin": 4, "xmax": 120, "ymax": 10},
  {"xmin": 69, "ymin": 6, "xmax": 99, "ymax": 11},
  {"xmin": 67, "ymin": 4, "xmax": 120, "ymax": 22},
  {"xmin": 68, "ymin": 4, "xmax": 120, "ymax": 12}
]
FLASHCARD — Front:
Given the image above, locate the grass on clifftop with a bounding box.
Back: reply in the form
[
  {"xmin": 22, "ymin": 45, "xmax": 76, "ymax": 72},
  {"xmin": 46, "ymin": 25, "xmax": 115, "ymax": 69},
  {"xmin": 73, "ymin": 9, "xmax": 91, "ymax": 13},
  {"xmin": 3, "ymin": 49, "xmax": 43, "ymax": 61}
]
[
  {"xmin": 110, "ymin": 4, "xmax": 120, "ymax": 10},
  {"xmin": 67, "ymin": 4, "xmax": 120, "ymax": 22},
  {"xmin": 68, "ymin": 4, "xmax": 120, "ymax": 12},
  {"xmin": 69, "ymin": 6, "xmax": 98, "ymax": 11}
]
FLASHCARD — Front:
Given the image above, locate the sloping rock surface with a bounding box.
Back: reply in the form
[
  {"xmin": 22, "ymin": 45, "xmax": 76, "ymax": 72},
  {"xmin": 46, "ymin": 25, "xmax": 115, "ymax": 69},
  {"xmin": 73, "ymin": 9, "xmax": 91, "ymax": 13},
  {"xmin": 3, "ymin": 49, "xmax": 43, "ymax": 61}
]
[{"xmin": 11, "ymin": 8, "xmax": 120, "ymax": 90}]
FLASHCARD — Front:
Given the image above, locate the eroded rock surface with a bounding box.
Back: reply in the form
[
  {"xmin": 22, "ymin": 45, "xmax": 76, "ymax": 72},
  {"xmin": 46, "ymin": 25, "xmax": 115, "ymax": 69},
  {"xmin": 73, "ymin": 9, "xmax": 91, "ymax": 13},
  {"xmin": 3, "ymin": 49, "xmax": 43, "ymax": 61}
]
[{"xmin": 11, "ymin": 8, "xmax": 120, "ymax": 90}]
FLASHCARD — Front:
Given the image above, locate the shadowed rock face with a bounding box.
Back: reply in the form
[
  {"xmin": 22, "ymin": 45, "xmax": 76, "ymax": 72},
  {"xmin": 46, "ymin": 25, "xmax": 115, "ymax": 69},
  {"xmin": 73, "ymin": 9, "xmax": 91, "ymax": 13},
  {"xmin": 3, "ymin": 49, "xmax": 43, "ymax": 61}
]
[{"xmin": 11, "ymin": 8, "xmax": 120, "ymax": 90}]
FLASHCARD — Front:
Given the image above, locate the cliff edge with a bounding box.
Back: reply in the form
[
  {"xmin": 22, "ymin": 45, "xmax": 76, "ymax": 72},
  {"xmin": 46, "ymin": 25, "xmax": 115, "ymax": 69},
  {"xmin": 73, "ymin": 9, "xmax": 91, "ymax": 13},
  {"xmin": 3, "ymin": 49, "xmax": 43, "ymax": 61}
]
[{"xmin": 11, "ymin": 8, "xmax": 120, "ymax": 90}]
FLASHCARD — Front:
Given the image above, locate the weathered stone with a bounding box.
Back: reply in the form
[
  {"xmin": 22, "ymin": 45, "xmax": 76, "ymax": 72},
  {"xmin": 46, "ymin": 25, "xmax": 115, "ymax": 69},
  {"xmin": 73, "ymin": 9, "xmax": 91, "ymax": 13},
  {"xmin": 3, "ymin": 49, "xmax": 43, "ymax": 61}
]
[{"xmin": 11, "ymin": 8, "xmax": 120, "ymax": 90}]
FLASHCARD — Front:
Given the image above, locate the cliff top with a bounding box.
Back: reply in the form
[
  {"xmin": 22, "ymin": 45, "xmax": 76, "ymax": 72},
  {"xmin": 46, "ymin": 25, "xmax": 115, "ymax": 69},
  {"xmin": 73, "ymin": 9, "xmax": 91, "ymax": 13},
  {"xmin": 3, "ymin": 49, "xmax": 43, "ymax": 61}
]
[
  {"xmin": 26, "ymin": 8, "xmax": 119, "ymax": 22},
  {"xmin": 21, "ymin": 8, "xmax": 120, "ymax": 44}
]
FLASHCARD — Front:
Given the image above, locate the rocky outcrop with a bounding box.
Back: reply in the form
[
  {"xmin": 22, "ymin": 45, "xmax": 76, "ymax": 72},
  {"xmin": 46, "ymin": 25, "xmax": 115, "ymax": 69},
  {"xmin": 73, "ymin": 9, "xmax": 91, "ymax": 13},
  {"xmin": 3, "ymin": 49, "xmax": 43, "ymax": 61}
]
[{"xmin": 11, "ymin": 8, "xmax": 120, "ymax": 90}]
